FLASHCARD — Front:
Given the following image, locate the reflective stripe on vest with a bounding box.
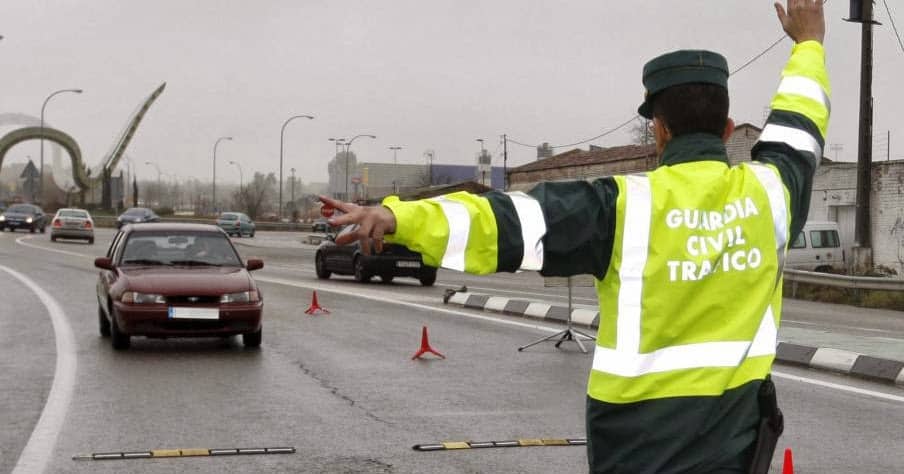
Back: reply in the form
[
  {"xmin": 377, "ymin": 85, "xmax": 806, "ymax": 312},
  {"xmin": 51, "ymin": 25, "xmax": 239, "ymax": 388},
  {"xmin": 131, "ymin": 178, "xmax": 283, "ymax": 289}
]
[
  {"xmin": 592, "ymin": 166, "xmax": 788, "ymax": 378},
  {"xmin": 507, "ymin": 191, "xmax": 546, "ymax": 271},
  {"xmin": 758, "ymin": 124, "xmax": 823, "ymax": 160},
  {"xmin": 432, "ymin": 192, "xmax": 546, "ymax": 272},
  {"xmin": 749, "ymin": 162, "xmax": 790, "ymax": 274},
  {"xmin": 430, "ymin": 196, "xmax": 470, "ymax": 271},
  {"xmin": 777, "ymin": 76, "xmax": 831, "ymax": 114}
]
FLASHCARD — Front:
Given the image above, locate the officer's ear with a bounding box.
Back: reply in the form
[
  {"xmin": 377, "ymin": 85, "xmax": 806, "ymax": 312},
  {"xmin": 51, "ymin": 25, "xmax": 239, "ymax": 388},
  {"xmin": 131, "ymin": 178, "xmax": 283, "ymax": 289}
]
[
  {"xmin": 721, "ymin": 118, "xmax": 736, "ymax": 144},
  {"xmin": 652, "ymin": 117, "xmax": 672, "ymax": 156}
]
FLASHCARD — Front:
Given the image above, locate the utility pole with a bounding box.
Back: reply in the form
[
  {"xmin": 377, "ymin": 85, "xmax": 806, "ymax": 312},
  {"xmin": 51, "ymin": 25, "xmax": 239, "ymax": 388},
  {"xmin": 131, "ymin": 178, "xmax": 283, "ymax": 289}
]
[
  {"xmin": 502, "ymin": 134, "xmax": 508, "ymax": 191},
  {"xmin": 830, "ymin": 144, "xmax": 843, "ymax": 161},
  {"xmin": 847, "ymin": 0, "xmax": 880, "ymax": 272},
  {"xmin": 290, "ymin": 167, "xmax": 296, "ymax": 209}
]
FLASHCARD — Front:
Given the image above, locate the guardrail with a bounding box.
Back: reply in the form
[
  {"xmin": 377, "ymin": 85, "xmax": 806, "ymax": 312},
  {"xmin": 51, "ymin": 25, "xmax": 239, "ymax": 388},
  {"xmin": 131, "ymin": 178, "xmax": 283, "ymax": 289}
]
[
  {"xmin": 542, "ymin": 269, "xmax": 904, "ymax": 294},
  {"xmin": 784, "ymin": 268, "xmax": 904, "ymax": 293}
]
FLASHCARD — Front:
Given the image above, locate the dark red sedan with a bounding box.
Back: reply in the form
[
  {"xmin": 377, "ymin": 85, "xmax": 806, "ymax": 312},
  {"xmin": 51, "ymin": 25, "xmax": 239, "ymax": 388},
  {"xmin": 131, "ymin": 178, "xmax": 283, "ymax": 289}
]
[{"xmin": 94, "ymin": 223, "xmax": 264, "ymax": 350}]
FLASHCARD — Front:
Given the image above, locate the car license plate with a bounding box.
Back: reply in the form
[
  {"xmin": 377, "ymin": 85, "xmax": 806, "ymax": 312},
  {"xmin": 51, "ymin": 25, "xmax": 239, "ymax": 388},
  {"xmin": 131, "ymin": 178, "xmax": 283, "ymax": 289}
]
[
  {"xmin": 396, "ymin": 261, "xmax": 420, "ymax": 268},
  {"xmin": 168, "ymin": 307, "xmax": 219, "ymax": 320}
]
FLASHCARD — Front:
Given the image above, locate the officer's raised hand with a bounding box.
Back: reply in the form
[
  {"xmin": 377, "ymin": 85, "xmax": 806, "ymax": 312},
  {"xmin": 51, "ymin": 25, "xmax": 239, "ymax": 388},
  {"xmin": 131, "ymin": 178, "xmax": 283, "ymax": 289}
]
[
  {"xmin": 318, "ymin": 196, "xmax": 396, "ymax": 255},
  {"xmin": 775, "ymin": 0, "xmax": 825, "ymax": 44}
]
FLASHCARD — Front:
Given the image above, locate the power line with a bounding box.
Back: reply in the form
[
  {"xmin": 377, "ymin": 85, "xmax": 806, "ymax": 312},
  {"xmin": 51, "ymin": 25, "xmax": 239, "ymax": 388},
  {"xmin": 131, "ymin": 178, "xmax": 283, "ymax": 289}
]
[
  {"xmin": 507, "ymin": 33, "xmax": 788, "ymax": 150},
  {"xmin": 730, "ymin": 35, "xmax": 786, "ymax": 75},
  {"xmin": 882, "ymin": 0, "xmax": 904, "ymax": 56}
]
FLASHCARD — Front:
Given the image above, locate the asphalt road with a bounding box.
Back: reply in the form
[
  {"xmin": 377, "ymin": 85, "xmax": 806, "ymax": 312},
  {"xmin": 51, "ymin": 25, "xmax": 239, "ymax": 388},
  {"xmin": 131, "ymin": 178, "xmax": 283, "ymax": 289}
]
[{"xmin": 1, "ymin": 229, "xmax": 903, "ymax": 473}]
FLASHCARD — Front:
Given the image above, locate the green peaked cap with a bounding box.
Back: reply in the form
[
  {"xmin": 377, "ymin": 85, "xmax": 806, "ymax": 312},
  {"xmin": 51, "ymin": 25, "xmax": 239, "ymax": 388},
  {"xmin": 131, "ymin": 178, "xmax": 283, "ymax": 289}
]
[{"xmin": 637, "ymin": 49, "xmax": 729, "ymax": 119}]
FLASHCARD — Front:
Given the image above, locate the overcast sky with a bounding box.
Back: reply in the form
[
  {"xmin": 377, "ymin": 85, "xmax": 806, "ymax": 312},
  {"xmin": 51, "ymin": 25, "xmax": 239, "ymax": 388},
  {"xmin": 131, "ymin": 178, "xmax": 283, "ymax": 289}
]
[{"xmin": 1, "ymin": 0, "xmax": 902, "ymax": 188}]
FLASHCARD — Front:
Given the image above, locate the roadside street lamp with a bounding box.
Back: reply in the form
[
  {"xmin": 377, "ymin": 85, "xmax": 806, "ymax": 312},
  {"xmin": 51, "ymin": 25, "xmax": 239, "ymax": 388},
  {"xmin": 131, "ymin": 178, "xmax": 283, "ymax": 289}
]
[
  {"xmin": 344, "ymin": 134, "xmax": 376, "ymax": 201},
  {"xmin": 290, "ymin": 167, "xmax": 297, "ymax": 214},
  {"xmin": 229, "ymin": 160, "xmax": 244, "ymax": 191},
  {"xmin": 212, "ymin": 136, "xmax": 233, "ymax": 214},
  {"xmin": 389, "ymin": 146, "xmax": 403, "ymax": 194},
  {"xmin": 476, "ymin": 138, "xmax": 485, "ymax": 152},
  {"xmin": 329, "ymin": 137, "xmax": 346, "ymax": 155},
  {"xmin": 279, "ymin": 114, "xmax": 314, "ymax": 221},
  {"xmin": 40, "ymin": 88, "xmax": 83, "ymax": 201},
  {"xmin": 388, "ymin": 146, "xmax": 402, "ymax": 164},
  {"xmin": 144, "ymin": 161, "xmax": 162, "ymax": 207}
]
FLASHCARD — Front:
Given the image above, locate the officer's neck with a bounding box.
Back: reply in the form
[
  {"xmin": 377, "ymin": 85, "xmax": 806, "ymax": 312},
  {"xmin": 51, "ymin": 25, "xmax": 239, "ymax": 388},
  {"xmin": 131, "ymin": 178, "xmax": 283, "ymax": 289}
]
[{"xmin": 658, "ymin": 133, "xmax": 729, "ymax": 167}]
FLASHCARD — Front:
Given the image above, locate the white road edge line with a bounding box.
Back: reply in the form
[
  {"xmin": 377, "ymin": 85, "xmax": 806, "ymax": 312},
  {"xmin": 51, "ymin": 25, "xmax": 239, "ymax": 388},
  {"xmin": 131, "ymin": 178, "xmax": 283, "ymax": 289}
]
[
  {"xmin": 3, "ymin": 265, "xmax": 78, "ymax": 474},
  {"xmin": 770, "ymin": 370, "xmax": 904, "ymax": 403},
  {"xmin": 16, "ymin": 235, "xmax": 92, "ymax": 259}
]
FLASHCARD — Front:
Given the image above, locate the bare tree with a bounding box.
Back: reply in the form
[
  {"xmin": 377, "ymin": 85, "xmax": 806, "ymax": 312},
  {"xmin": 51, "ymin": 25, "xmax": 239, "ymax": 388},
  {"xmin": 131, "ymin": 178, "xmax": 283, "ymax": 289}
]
[
  {"xmin": 233, "ymin": 172, "xmax": 276, "ymax": 220},
  {"xmin": 629, "ymin": 117, "xmax": 654, "ymax": 145}
]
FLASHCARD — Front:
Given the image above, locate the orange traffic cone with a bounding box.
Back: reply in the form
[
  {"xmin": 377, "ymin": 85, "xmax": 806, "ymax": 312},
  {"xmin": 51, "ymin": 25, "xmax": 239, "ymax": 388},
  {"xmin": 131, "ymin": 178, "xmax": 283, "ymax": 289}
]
[
  {"xmin": 411, "ymin": 326, "xmax": 445, "ymax": 360},
  {"xmin": 304, "ymin": 291, "xmax": 329, "ymax": 314},
  {"xmin": 782, "ymin": 448, "xmax": 794, "ymax": 474}
]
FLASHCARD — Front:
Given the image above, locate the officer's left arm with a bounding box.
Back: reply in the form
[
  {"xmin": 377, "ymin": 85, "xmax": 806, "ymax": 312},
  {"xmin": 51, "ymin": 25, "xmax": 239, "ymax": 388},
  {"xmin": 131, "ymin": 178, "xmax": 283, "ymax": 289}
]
[{"xmin": 751, "ymin": 40, "xmax": 830, "ymax": 240}]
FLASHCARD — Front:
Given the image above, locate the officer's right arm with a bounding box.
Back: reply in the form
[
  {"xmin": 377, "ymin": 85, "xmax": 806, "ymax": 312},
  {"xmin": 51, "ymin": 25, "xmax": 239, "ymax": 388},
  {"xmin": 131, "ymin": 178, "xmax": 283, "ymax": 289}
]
[{"xmin": 368, "ymin": 178, "xmax": 617, "ymax": 278}]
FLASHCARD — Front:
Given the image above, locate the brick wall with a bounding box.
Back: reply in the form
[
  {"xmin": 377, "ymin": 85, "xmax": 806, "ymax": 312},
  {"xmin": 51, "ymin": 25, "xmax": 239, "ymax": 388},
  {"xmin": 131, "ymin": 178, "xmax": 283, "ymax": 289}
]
[
  {"xmin": 871, "ymin": 161, "xmax": 904, "ymax": 274},
  {"xmin": 810, "ymin": 160, "xmax": 904, "ymax": 275}
]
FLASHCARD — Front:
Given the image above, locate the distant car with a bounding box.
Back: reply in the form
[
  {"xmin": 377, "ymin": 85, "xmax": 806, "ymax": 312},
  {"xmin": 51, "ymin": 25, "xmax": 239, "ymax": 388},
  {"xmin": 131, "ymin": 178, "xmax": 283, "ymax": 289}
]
[
  {"xmin": 94, "ymin": 223, "xmax": 265, "ymax": 350},
  {"xmin": 51, "ymin": 208, "xmax": 94, "ymax": 244},
  {"xmin": 116, "ymin": 207, "xmax": 160, "ymax": 229},
  {"xmin": 216, "ymin": 212, "xmax": 255, "ymax": 237},
  {"xmin": 0, "ymin": 203, "xmax": 47, "ymax": 233},
  {"xmin": 311, "ymin": 218, "xmax": 335, "ymax": 233},
  {"xmin": 786, "ymin": 221, "xmax": 845, "ymax": 273},
  {"xmin": 315, "ymin": 224, "xmax": 437, "ymax": 286}
]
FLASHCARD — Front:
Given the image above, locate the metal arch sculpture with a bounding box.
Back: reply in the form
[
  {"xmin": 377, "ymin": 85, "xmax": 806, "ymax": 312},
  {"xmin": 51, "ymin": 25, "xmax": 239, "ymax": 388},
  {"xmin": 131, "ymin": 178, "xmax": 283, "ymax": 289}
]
[
  {"xmin": 98, "ymin": 82, "xmax": 166, "ymax": 178},
  {"xmin": 0, "ymin": 82, "xmax": 166, "ymax": 192},
  {"xmin": 0, "ymin": 126, "xmax": 86, "ymax": 187}
]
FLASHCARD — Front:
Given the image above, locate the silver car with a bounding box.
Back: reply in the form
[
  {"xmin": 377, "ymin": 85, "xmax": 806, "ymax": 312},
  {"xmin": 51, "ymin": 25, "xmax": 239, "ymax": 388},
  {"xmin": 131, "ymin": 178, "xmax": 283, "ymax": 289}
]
[{"xmin": 50, "ymin": 208, "xmax": 95, "ymax": 244}]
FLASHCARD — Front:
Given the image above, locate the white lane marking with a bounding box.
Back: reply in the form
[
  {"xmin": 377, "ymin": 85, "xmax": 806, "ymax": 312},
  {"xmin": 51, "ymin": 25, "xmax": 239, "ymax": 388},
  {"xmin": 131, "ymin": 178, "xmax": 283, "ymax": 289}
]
[
  {"xmin": 255, "ymin": 275, "xmax": 564, "ymax": 334},
  {"xmin": 16, "ymin": 235, "xmax": 92, "ymax": 259},
  {"xmin": 771, "ymin": 370, "xmax": 904, "ymax": 403},
  {"xmin": 2, "ymin": 265, "xmax": 78, "ymax": 474},
  {"xmin": 264, "ymin": 265, "xmax": 601, "ymax": 304}
]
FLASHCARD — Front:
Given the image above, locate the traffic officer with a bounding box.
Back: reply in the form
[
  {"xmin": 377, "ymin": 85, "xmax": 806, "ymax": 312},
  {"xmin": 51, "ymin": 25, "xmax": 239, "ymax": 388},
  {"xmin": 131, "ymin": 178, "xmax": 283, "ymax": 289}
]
[{"xmin": 322, "ymin": 1, "xmax": 829, "ymax": 471}]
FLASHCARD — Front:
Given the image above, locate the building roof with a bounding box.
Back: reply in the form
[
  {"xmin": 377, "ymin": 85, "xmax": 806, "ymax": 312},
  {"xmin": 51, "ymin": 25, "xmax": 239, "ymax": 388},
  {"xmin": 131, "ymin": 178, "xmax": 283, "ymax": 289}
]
[
  {"xmin": 511, "ymin": 144, "xmax": 657, "ymax": 173},
  {"xmin": 734, "ymin": 122, "xmax": 762, "ymax": 133},
  {"xmin": 363, "ymin": 180, "xmax": 493, "ymax": 204}
]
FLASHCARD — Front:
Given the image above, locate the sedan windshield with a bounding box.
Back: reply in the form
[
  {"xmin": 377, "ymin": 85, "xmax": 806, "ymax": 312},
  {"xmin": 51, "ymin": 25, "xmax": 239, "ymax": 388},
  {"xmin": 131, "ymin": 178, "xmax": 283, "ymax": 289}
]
[
  {"xmin": 219, "ymin": 214, "xmax": 238, "ymax": 221},
  {"xmin": 7, "ymin": 204, "xmax": 32, "ymax": 213},
  {"xmin": 123, "ymin": 208, "xmax": 147, "ymax": 216},
  {"xmin": 120, "ymin": 232, "xmax": 242, "ymax": 267}
]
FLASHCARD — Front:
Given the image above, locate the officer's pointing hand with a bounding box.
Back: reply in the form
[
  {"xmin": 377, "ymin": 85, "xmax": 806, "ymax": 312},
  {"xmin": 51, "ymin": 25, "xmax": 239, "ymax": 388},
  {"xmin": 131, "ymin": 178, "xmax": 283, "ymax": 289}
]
[
  {"xmin": 318, "ymin": 196, "xmax": 397, "ymax": 255},
  {"xmin": 774, "ymin": 0, "xmax": 825, "ymax": 44}
]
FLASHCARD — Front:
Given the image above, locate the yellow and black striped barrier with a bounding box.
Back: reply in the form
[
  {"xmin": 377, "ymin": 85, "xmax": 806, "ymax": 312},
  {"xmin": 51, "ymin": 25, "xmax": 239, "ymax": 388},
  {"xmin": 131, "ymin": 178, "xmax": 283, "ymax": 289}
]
[
  {"xmin": 413, "ymin": 438, "xmax": 586, "ymax": 451},
  {"xmin": 72, "ymin": 446, "xmax": 296, "ymax": 461}
]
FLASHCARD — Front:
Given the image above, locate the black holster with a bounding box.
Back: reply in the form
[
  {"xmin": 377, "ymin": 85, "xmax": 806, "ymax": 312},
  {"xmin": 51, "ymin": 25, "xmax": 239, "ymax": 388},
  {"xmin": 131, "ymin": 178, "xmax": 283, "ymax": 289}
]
[{"xmin": 748, "ymin": 375, "xmax": 784, "ymax": 474}]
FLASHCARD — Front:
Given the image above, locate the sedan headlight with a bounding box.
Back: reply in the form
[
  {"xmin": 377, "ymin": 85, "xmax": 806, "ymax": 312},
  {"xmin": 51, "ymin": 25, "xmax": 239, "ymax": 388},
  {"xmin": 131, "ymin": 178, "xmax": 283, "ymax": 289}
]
[
  {"xmin": 0, "ymin": 215, "xmax": 5, "ymax": 222},
  {"xmin": 25, "ymin": 217, "xmax": 33, "ymax": 223},
  {"xmin": 121, "ymin": 291, "xmax": 166, "ymax": 304},
  {"xmin": 220, "ymin": 290, "xmax": 260, "ymax": 303}
]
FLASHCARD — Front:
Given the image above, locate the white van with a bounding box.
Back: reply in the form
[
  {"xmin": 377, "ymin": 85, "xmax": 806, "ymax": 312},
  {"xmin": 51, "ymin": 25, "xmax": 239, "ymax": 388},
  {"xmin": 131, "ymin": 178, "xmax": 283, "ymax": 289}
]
[{"xmin": 786, "ymin": 221, "xmax": 845, "ymax": 272}]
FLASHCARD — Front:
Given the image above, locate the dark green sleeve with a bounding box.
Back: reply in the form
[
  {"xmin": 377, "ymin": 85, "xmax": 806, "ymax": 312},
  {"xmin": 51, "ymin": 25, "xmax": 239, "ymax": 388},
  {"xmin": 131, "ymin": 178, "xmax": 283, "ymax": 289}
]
[{"xmin": 523, "ymin": 178, "xmax": 619, "ymax": 279}]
